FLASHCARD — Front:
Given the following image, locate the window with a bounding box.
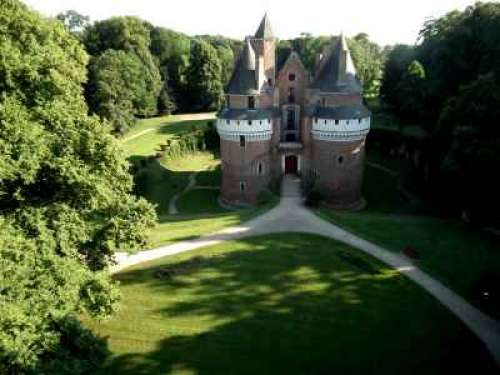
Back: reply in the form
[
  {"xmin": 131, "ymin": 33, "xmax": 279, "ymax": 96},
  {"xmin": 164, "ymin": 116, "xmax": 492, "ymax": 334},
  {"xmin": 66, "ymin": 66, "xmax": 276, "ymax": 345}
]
[
  {"xmin": 358, "ymin": 118, "xmax": 362, "ymax": 123},
  {"xmin": 346, "ymin": 120, "xmax": 350, "ymax": 125},
  {"xmin": 322, "ymin": 98, "xmax": 326, "ymax": 106},
  {"xmin": 287, "ymin": 109, "xmax": 295, "ymax": 130},
  {"xmin": 288, "ymin": 87, "xmax": 295, "ymax": 103},
  {"xmin": 314, "ymin": 118, "xmax": 318, "ymax": 124},
  {"xmin": 226, "ymin": 96, "xmax": 231, "ymax": 107},
  {"xmin": 240, "ymin": 181, "xmax": 246, "ymax": 192},
  {"xmin": 240, "ymin": 135, "xmax": 246, "ymax": 148},
  {"xmin": 337, "ymin": 155, "xmax": 344, "ymax": 165},
  {"xmin": 226, "ymin": 119, "xmax": 230, "ymax": 125},
  {"xmin": 335, "ymin": 119, "xmax": 339, "ymax": 125},
  {"xmin": 259, "ymin": 120, "xmax": 262, "ymax": 125},
  {"xmin": 248, "ymin": 120, "xmax": 252, "ymax": 125},
  {"xmin": 258, "ymin": 162, "xmax": 263, "ymax": 175},
  {"xmin": 268, "ymin": 78, "xmax": 273, "ymax": 85},
  {"xmin": 288, "ymin": 73, "xmax": 296, "ymax": 81},
  {"xmin": 248, "ymin": 96, "xmax": 255, "ymax": 109}
]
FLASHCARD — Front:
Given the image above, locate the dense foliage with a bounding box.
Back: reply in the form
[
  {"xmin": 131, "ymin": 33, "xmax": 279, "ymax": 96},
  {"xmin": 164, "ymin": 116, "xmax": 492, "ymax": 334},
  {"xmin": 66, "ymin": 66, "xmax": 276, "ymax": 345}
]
[
  {"xmin": 0, "ymin": 1, "xmax": 156, "ymax": 372},
  {"xmin": 380, "ymin": 2, "xmax": 500, "ymax": 223},
  {"xmin": 185, "ymin": 39, "xmax": 224, "ymax": 111},
  {"xmin": 83, "ymin": 16, "xmax": 162, "ymax": 133}
]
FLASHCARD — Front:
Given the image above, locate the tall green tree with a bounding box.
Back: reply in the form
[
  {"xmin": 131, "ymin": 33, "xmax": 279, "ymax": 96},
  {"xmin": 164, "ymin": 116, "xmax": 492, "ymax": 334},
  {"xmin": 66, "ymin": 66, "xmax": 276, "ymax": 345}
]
[
  {"xmin": 86, "ymin": 50, "xmax": 156, "ymax": 133},
  {"xmin": 149, "ymin": 26, "xmax": 191, "ymax": 111},
  {"xmin": 348, "ymin": 33, "xmax": 385, "ymax": 97},
  {"xmin": 83, "ymin": 16, "xmax": 161, "ymax": 124},
  {"xmin": 185, "ymin": 39, "xmax": 223, "ymax": 111},
  {"xmin": 0, "ymin": 1, "xmax": 156, "ymax": 372}
]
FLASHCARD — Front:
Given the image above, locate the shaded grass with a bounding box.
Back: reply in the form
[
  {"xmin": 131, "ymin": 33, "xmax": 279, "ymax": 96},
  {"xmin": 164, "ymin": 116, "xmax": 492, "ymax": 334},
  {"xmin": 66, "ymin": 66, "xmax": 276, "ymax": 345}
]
[
  {"xmin": 318, "ymin": 155, "xmax": 500, "ymax": 319},
  {"xmin": 177, "ymin": 189, "xmax": 224, "ymax": 215},
  {"xmin": 86, "ymin": 234, "xmax": 497, "ymax": 374},
  {"xmin": 148, "ymin": 203, "xmax": 274, "ymax": 248}
]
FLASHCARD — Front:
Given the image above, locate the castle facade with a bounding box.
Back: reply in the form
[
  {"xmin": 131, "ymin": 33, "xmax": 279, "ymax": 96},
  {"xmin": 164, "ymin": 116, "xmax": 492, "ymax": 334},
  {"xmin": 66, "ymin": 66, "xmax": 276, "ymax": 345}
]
[{"xmin": 216, "ymin": 14, "xmax": 371, "ymax": 208}]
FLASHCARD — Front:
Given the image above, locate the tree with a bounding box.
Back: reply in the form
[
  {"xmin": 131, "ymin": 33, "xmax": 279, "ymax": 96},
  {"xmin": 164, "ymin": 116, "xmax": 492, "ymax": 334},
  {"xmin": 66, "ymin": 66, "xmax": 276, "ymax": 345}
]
[
  {"xmin": 380, "ymin": 44, "xmax": 417, "ymax": 111},
  {"xmin": 149, "ymin": 26, "xmax": 191, "ymax": 111},
  {"xmin": 86, "ymin": 50, "xmax": 157, "ymax": 133},
  {"xmin": 0, "ymin": 1, "xmax": 156, "ymax": 372},
  {"xmin": 436, "ymin": 75, "xmax": 500, "ymax": 222},
  {"xmin": 185, "ymin": 39, "xmax": 223, "ymax": 111},
  {"xmin": 348, "ymin": 34, "xmax": 385, "ymax": 97},
  {"xmin": 84, "ymin": 16, "xmax": 161, "ymax": 119},
  {"xmin": 56, "ymin": 10, "xmax": 90, "ymax": 35}
]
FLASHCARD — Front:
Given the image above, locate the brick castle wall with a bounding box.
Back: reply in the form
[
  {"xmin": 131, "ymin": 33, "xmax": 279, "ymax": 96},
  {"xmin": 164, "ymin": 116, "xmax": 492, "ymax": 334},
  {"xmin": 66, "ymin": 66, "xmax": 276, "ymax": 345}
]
[
  {"xmin": 312, "ymin": 139, "xmax": 365, "ymax": 207},
  {"xmin": 220, "ymin": 138, "xmax": 272, "ymax": 204}
]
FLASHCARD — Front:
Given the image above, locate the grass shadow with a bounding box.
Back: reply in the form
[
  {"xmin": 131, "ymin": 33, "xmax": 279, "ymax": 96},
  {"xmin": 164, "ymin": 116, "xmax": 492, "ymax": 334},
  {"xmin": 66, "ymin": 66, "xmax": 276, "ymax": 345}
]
[{"xmin": 92, "ymin": 234, "xmax": 498, "ymax": 374}]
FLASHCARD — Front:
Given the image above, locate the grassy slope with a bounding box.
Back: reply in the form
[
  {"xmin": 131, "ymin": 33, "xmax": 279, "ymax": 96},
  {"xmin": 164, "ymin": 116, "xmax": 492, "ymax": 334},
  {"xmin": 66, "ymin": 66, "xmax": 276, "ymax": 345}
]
[
  {"xmin": 317, "ymin": 152, "xmax": 500, "ymax": 319},
  {"xmin": 87, "ymin": 234, "xmax": 497, "ymax": 374},
  {"xmin": 124, "ymin": 114, "xmax": 276, "ymax": 247}
]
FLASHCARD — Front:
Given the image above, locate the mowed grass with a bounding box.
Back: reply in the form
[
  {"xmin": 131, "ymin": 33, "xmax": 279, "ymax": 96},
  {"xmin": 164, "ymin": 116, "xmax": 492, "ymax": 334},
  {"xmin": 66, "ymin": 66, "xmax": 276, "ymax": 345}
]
[
  {"xmin": 86, "ymin": 234, "xmax": 497, "ymax": 374},
  {"xmin": 317, "ymin": 152, "xmax": 500, "ymax": 319},
  {"xmin": 123, "ymin": 113, "xmax": 215, "ymax": 157},
  {"xmin": 124, "ymin": 114, "xmax": 277, "ymax": 247}
]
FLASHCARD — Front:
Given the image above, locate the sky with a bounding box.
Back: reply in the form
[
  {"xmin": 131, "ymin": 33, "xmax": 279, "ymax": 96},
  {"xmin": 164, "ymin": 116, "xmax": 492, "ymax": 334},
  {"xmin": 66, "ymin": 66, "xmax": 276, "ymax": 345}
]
[{"xmin": 22, "ymin": 0, "xmax": 478, "ymax": 46}]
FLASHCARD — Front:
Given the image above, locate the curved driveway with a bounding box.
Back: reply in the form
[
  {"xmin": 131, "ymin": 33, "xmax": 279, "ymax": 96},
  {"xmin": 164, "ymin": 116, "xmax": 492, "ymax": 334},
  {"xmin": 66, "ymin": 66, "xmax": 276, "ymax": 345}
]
[{"xmin": 114, "ymin": 175, "xmax": 500, "ymax": 364}]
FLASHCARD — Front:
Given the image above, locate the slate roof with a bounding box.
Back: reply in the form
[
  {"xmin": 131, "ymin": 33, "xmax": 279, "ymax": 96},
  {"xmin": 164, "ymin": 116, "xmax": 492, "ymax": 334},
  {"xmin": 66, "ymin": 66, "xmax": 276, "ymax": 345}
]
[
  {"xmin": 255, "ymin": 13, "xmax": 273, "ymax": 39},
  {"xmin": 313, "ymin": 104, "xmax": 371, "ymax": 120},
  {"xmin": 312, "ymin": 35, "xmax": 362, "ymax": 93},
  {"xmin": 225, "ymin": 39, "xmax": 258, "ymax": 95},
  {"xmin": 217, "ymin": 108, "xmax": 279, "ymax": 120}
]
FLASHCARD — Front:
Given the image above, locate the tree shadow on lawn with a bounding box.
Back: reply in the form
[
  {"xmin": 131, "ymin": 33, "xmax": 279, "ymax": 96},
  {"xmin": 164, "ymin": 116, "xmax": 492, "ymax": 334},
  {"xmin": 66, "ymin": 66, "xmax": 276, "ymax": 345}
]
[
  {"xmin": 130, "ymin": 156, "xmax": 192, "ymax": 216},
  {"xmin": 98, "ymin": 234, "xmax": 498, "ymax": 374}
]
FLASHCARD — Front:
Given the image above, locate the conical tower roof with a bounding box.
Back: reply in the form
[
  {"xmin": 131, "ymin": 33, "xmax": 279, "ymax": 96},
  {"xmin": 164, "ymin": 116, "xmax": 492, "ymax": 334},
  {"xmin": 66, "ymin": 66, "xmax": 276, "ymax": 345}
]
[
  {"xmin": 255, "ymin": 13, "xmax": 273, "ymax": 39},
  {"xmin": 312, "ymin": 35, "xmax": 361, "ymax": 93},
  {"xmin": 225, "ymin": 38, "xmax": 258, "ymax": 95}
]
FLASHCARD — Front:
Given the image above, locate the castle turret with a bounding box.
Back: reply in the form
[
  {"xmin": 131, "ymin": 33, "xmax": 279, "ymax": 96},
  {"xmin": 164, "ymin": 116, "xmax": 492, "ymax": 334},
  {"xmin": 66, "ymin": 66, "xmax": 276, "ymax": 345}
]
[
  {"xmin": 216, "ymin": 21, "xmax": 276, "ymax": 206},
  {"xmin": 309, "ymin": 36, "xmax": 371, "ymax": 209},
  {"xmin": 251, "ymin": 13, "xmax": 276, "ymax": 85}
]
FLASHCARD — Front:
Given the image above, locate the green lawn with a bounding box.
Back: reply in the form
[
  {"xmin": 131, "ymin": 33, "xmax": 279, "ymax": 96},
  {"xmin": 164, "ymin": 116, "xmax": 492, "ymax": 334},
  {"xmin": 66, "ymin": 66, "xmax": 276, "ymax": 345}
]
[
  {"xmin": 123, "ymin": 114, "xmax": 215, "ymax": 157},
  {"xmin": 317, "ymin": 152, "xmax": 500, "ymax": 319},
  {"xmin": 86, "ymin": 234, "xmax": 497, "ymax": 374},
  {"xmin": 124, "ymin": 114, "xmax": 276, "ymax": 248},
  {"xmin": 177, "ymin": 189, "xmax": 224, "ymax": 215}
]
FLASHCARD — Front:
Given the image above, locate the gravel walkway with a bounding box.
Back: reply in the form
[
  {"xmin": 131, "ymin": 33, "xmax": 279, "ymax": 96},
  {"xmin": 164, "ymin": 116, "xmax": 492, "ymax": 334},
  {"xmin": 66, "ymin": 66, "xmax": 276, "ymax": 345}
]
[{"xmin": 114, "ymin": 175, "xmax": 500, "ymax": 364}]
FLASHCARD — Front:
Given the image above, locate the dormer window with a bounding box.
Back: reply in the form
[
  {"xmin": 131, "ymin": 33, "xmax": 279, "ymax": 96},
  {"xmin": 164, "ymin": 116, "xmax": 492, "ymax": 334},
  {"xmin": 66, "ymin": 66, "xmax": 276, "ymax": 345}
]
[
  {"xmin": 288, "ymin": 73, "xmax": 296, "ymax": 81},
  {"xmin": 248, "ymin": 96, "xmax": 255, "ymax": 109}
]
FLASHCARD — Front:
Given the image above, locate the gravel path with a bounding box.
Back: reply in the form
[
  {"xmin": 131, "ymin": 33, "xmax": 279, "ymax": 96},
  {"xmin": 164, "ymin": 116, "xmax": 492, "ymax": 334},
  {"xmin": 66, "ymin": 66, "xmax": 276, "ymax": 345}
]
[
  {"xmin": 168, "ymin": 173, "xmax": 198, "ymax": 215},
  {"xmin": 114, "ymin": 175, "xmax": 500, "ymax": 364}
]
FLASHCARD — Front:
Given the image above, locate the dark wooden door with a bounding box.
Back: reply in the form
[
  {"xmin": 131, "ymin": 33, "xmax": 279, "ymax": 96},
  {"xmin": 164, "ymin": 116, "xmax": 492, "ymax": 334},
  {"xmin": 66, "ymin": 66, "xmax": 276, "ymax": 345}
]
[{"xmin": 285, "ymin": 155, "xmax": 298, "ymax": 174}]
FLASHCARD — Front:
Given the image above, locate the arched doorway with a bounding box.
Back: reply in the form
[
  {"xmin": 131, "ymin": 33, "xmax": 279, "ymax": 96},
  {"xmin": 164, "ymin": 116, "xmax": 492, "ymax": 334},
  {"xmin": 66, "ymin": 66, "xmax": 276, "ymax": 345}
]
[{"xmin": 284, "ymin": 155, "xmax": 298, "ymax": 174}]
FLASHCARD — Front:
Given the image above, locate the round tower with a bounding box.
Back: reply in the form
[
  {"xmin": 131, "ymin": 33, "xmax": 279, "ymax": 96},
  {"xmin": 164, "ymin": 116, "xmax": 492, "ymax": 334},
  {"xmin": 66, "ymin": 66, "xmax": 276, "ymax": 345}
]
[
  {"xmin": 217, "ymin": 30, "xmax": 275, "ymax": 206},
  {"xmin": 309, "ymin": 35, "xmax": 371, "ymax": 208}
]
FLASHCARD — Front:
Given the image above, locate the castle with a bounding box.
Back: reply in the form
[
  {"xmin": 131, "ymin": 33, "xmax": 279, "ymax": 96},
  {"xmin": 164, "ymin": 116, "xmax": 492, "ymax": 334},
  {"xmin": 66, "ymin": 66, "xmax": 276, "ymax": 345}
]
[{"xmin": 216, "ymin": 14, "xmax": 371, "ymax": 208}]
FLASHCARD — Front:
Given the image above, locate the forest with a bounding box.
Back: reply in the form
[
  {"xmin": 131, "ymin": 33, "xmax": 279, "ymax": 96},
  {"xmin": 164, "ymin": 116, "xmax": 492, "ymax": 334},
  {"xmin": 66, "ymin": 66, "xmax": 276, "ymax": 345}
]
[{"xmin": 1, "ymin": 0, "xmax": 499, "ymax": 373}]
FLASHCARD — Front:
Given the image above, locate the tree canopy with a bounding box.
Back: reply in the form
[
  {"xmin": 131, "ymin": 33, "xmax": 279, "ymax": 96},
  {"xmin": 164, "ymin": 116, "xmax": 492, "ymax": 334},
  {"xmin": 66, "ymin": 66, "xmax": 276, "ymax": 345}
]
[
  {"xmin": 379, "ymin": 2, "xmax": 500, "ymax": 222},
  {"xmin": 185, "ymin": 39, "xmax": 224, "ymax": 111},
  {"xmin": 83, "ymin": 16, "xmax": 162, "ymax": 131},
  {"xmin": 0, "ymin": 1, "xmax": 156, "ymax": 372}
]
